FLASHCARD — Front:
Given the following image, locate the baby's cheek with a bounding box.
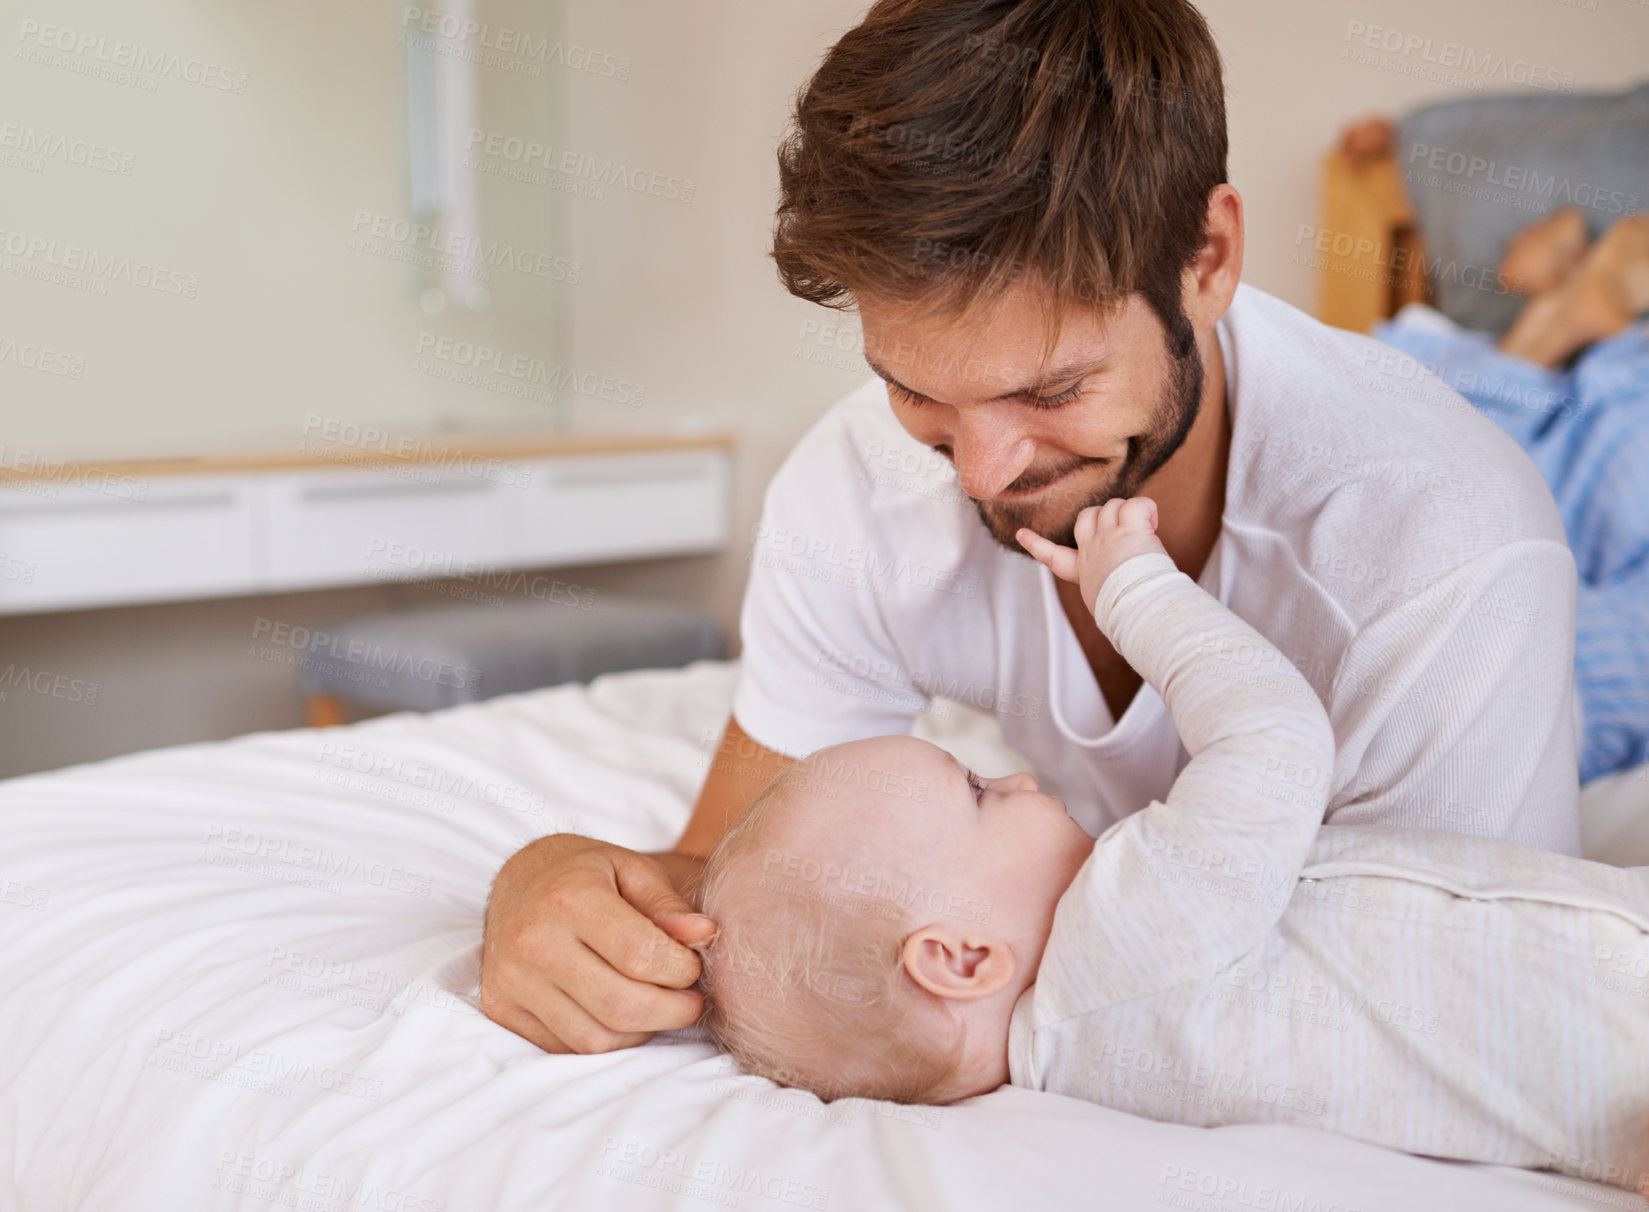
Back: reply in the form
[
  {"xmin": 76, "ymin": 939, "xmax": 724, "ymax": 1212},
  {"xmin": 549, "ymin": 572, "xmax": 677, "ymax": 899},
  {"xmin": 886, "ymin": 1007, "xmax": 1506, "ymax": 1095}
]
[{"xmin": 980, "ymin": 847, "xmax": 1058, "ymax": 920}]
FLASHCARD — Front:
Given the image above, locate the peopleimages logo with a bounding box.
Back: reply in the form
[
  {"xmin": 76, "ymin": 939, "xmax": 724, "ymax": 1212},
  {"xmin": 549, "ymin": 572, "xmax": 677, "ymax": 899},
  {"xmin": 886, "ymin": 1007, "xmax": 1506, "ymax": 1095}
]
[
  {"xmin": 249, "ymin": 617, "xmax": 481, "ymax": 695},
  {"xmin": 298, "ymin": 415, "xmax": 534, "ymax": 488},
  {"xmin": 413, "ymin": 333, "xmax": 644, "ymax": 406},
  {"xmin": 400, "ymin": 7, "xmax": 630, "ymax": 80},
  {"xmin": 1340, "ymin": 21, "xmax": 1574, "ymax": 93},
  {"xmin": 0, "ymin": 662, "xmax": 98, "ymax": 704},
  {"xmin": 749, "ymin": 524, "xmax": 982, "ymax": 598},
  {"xmin": 200, "ymin": 823, "xmax": 434, "ymax": 898},
  {"xmin": 760, "ymin": 847, "xmax": 992, "ymax": 925},
  {"xmin": 348, "ymin": 210, "xmax": 581, "ymax": 283},
  {"xmin": 0, "ymin": 337, "xmax": 85, "ymax": 378},
  {"xmin": 0, "ymin": 122, "xmax": 136, "ymax": 174},
  {"xmin": 464, "ymin": 129, "xmax": 694, "ymax": 203},
  {"xmin": 14, "ymin": 20, "xmax": 250, "ymax": 93},
  {"xmin": 151, "ymin": 1030, "xmax": 381, "ymax": 1101},
  {"xmin": 1406, "ymin": 142, "xmax": 1639, "ymax": 216},
  {"xmin": 0, "ymin": 226, "xmax": 199, "ymax": 297}
]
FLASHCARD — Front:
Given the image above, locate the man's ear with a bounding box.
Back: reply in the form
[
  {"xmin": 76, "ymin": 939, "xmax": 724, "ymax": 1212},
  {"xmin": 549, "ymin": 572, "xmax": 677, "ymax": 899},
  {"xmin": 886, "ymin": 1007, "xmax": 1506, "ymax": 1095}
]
[{"xmin": 901, "ymin": 924, "xmax": 1016, "ymax": 1001}]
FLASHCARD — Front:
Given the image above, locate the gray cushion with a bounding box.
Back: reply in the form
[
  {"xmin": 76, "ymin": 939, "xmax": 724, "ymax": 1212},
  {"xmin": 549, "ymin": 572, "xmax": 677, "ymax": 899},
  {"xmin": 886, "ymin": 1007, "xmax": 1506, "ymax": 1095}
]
[
  {"xmin": 296, "ymin": 594, "xmax": 726, "ymax": 712},
  {"xmin": 1395, "ymin": 80, "xmax": 1649, "ymax": 337}
]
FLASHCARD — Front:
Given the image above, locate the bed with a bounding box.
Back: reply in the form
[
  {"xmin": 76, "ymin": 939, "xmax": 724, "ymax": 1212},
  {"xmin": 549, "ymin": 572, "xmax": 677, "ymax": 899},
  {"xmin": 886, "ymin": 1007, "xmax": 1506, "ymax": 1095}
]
[
  {"xmin": 1316, "ymin": 80, "xmax": 1649, "ymax": 335},
  {"xmin": 3, "ymin": 659, "xmax": 1645, "ymax": 1210}
]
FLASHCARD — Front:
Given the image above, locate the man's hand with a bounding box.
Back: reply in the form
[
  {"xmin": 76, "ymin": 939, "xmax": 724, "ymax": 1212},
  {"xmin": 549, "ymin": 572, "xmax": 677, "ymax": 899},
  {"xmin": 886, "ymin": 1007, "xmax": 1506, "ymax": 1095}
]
[
  {"xmin": 480, "ymin": 834, "xmax": 717, "ymax": 1053},
  {"xmin": 1016, "ymin": 496, "xmax": 1165, "ymax": 618}
]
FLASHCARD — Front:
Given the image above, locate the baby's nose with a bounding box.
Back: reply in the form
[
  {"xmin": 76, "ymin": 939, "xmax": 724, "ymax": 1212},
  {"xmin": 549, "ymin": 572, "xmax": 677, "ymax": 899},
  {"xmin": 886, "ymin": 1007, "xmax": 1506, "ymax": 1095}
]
[{"xmin": 1002, "ymin": 771, "xmax": 1039, "ymax": 793}]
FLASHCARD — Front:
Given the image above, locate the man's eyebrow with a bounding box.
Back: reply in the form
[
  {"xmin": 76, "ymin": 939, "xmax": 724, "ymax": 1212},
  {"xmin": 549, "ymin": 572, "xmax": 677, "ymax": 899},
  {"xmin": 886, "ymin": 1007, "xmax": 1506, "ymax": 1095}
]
[{"xmin": 864, "ymin": 353, "xmax": 1108, "ymax": 403}]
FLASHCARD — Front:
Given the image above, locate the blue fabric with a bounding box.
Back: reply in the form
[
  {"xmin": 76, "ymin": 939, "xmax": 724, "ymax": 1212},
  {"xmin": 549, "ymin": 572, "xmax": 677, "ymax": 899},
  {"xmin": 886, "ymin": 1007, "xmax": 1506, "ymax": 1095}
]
[{"xmin": 1372, "ymin": 312, "xmax": 1649, "ymax": 783}]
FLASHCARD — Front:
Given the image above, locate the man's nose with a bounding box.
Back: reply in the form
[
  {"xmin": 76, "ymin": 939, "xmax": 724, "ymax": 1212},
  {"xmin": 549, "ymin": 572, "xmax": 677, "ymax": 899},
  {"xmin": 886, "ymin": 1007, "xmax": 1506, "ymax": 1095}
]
[{"xmin": 951, "ymin": 417, "xmax": 1034, "ymax": 499}]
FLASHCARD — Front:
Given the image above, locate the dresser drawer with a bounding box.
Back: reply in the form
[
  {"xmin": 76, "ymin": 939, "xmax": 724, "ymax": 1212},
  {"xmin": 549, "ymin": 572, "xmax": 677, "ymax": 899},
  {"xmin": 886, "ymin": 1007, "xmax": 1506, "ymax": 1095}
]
[
  {"xmin": 517, "ymin": 450, "xmax": 730, "ymax": 566},
  {"xmin": 0, "ymin": 477, "xmax": 257, "ymax": 614},
  {"xmin": 255, "ymin": 466, "xmax": 524, "ymax": 592},
  {"xmin": 0, "ymin": 441, "xmax": 733, "ymax": 613}
]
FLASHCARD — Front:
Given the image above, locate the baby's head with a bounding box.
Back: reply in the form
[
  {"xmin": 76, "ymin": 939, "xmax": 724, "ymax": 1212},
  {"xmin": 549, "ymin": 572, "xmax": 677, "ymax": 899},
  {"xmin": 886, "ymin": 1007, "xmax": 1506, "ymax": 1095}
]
[{"xmin": 694, "ymin": 734, "xmax": 1091, "ymax": 1105}]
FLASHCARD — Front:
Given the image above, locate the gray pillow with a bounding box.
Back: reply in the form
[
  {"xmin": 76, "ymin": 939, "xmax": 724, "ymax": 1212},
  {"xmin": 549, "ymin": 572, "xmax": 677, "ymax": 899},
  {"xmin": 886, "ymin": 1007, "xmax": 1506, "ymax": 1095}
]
[{"xmin": 1394, "ymin": 80, "xmax": 1649, "ymax": 336}]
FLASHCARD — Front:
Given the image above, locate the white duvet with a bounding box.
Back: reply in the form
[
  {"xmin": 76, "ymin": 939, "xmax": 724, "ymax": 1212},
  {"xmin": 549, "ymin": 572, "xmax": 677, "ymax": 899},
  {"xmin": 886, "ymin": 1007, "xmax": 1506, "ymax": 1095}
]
[{"xmin": 1, "ymin": 659, "xmax": 1643, "ymax": 1211}]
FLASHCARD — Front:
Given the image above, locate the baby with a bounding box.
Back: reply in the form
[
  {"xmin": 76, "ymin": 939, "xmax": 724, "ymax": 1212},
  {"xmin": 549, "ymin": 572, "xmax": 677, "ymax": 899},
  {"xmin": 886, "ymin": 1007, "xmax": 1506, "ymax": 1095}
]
[{"xmin": 692, "ymin": 497, "xmax": 1649, "ymax": 1194}]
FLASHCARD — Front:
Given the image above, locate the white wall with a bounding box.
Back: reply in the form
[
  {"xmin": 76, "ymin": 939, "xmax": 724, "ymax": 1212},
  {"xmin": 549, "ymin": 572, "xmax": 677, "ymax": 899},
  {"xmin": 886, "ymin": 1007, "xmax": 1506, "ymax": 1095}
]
[
  {"xmin": 548, "ymin": 0, "xmax": 876, "ymax": 632},
  {"xmin": 1200, "ymin": 0, "xmax": 1648, "ymax": 309},
  {"xmin": 0, "ymin": 0, "xmax": 579, "ymax": 460},
  {"xmin": 1, "ymin": 0, "xmax": 1642, "ymax": 778}
]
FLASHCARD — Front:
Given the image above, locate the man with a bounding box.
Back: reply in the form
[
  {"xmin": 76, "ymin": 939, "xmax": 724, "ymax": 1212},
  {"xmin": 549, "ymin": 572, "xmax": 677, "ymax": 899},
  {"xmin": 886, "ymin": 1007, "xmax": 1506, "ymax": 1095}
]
[{"xmin": 479, "ymin": 0, "xmax": 1581, "ymax": 1056}]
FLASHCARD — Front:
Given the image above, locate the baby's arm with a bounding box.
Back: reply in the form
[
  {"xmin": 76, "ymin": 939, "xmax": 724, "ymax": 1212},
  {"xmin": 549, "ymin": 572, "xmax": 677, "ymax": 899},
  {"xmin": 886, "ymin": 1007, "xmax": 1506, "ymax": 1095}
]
[{"xmin": 1018, "ymin": 500, "xmax": 1337, "ymax": 1006}]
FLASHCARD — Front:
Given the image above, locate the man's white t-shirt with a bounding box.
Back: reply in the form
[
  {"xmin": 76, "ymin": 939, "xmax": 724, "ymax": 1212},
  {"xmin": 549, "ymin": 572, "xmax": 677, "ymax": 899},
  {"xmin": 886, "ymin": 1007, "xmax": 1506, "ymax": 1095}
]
[{"xmin": 732, "ymin": 281, "xmax": 1581, "ymax": 853}]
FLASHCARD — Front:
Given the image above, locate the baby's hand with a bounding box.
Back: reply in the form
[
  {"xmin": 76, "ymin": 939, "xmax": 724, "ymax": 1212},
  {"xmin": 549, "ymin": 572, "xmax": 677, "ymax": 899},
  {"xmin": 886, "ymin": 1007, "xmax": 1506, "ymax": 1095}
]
[{"xmin": 1016, "ymin": 497, "xmax": 1167, "ymax": 618}]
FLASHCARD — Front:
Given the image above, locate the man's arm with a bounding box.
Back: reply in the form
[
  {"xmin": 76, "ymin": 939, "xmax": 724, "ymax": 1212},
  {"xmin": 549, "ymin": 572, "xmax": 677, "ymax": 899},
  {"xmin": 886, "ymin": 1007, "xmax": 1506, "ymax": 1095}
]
[
  {"xmin": 669, "ymin": 714, "xmax": 794, "ymax": 872},
  {"xmin": 481, "ymin": 381, "xmax": 919, "ymax": 1053},
  {"xmin": 1322, "ymin": 539, "xmax": 1580, "ymax": 853},
  {"xmin": 479, "ymin": 713, "xmax": 789, "ymax": 1054}
]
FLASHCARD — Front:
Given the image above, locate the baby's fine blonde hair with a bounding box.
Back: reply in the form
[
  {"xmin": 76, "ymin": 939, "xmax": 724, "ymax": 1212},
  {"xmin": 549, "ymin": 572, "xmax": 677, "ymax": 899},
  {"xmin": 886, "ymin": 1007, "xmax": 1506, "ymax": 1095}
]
[{"xmin": 692, "ymin": 763, "xmax": 966, "ymax": 1103}]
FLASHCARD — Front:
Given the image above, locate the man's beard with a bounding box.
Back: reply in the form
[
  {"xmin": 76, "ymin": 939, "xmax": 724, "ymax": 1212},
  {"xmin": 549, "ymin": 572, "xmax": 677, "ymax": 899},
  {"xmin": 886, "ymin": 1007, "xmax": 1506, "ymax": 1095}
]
[{"xmin": 970, "ymin": 325, "xmax": 1205, "ymax": 552}]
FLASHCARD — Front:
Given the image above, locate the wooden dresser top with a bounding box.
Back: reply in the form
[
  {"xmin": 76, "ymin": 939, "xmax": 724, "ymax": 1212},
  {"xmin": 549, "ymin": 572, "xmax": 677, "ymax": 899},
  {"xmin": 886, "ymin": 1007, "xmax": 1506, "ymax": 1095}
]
[{"xmin": 0, "ymin": 429, "xmax": 736, "ymax": 483}]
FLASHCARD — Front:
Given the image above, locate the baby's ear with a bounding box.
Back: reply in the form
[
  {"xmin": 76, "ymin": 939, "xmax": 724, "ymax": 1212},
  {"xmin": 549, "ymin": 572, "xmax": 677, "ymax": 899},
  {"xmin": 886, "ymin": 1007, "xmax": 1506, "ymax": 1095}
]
[{"xmin": 901, "ymin": 925, "xmax": 1016, "ymax": 1001}]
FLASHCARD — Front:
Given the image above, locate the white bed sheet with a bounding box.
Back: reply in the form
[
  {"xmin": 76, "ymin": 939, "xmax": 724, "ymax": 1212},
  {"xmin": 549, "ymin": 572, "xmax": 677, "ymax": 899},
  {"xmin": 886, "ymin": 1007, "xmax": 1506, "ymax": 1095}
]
[{"xmin": 0, "ymin": 659, "xmax": 1639, "ymax": 1211}]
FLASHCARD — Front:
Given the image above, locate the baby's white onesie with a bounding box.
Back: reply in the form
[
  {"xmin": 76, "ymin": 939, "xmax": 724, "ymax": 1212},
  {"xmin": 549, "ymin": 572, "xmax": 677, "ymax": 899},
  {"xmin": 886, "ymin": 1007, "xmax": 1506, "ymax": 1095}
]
[{"xmin": 1008, "ymin": 552, "xmax": 1649, "ymax": 1191}]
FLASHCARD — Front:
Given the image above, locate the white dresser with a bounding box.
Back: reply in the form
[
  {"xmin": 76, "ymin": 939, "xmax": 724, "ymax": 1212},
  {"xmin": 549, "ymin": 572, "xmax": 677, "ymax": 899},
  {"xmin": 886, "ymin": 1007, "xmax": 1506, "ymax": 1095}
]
[{"xmin": 0, "ymin": 432, "xmax": 734, "ymax": 615}]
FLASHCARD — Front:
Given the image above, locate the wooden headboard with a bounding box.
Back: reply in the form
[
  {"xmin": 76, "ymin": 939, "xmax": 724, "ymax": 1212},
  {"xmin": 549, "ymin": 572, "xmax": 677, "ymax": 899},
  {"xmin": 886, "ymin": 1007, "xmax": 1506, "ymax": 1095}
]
[{"xmin": 1315, "ymin": 146, "xmax": 1435, "ymax": 334}]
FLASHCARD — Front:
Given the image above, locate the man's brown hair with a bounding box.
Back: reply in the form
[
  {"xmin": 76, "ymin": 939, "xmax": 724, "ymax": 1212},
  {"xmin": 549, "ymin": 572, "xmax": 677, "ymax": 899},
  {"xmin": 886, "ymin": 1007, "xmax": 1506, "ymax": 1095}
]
[{"xmin": 772, "ymin": 0, "xmax": 1228, "ymax": 366}]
